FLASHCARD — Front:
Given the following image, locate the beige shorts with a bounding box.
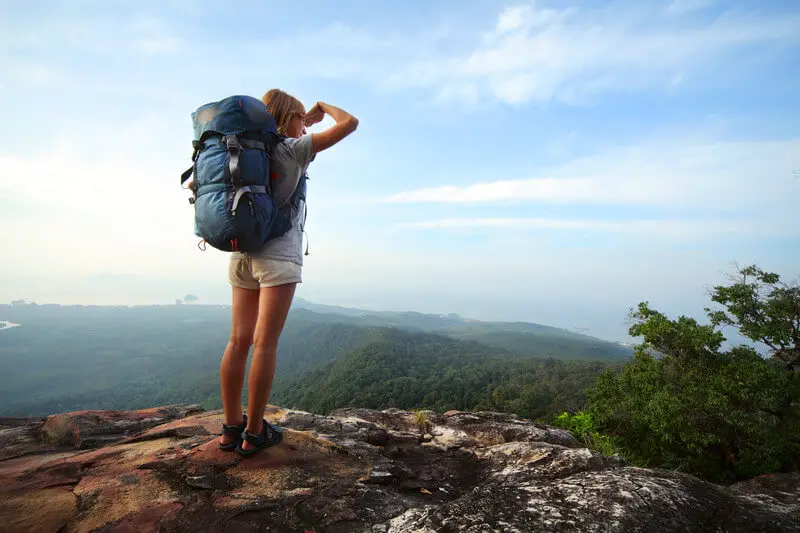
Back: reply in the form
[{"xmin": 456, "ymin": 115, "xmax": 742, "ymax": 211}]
[{"xmin": 228, "ymin": 257, "xmax": 302, "ymax": 289}]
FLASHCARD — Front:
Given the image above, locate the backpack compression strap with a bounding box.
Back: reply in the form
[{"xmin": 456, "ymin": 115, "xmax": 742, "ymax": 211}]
[
  {"xmin": 180, "ymin": 134, "xmax": 269, "ymax": 187},
  {"xmin": 230, "ymin": 185, "xmax": 267, "ymax": 216}
]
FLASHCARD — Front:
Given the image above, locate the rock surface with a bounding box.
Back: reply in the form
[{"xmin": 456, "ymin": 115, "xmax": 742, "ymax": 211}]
[
  {"xmin": 0, "ymin": 404, "xmax": 204, "ymax": 461},
  {"xmin": 0, "ymin": 404, "xmax": 797, "ymax": 532}
]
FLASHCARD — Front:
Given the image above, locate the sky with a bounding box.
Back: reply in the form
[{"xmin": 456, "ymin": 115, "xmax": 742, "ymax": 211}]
[{"xmin": 0, "ymin": 0, "xmax": 798, "ymax": 342}]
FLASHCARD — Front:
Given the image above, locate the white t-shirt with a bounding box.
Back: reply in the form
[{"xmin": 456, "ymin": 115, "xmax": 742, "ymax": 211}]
[{"xmin": 232, "ymin": 134, "xmax": 315, "ymax": 265}]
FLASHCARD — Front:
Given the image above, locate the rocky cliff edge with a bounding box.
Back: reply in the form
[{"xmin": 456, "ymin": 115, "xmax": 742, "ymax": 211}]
[{"xmin": 1, "ymin": 405, "xmax": 798, "ymax": 532}]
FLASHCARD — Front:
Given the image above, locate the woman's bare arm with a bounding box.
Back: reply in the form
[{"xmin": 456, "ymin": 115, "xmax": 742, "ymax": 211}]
[{"xmin": 308, "ymin": 102, "xmax": 359, "ymax": 153}]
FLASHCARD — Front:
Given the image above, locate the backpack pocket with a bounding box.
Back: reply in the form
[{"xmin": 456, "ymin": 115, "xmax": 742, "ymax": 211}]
[
  {"xmin": 194, "ymin": 186, "xmax": 237, "ymax": 250},
  {"xmin": 233, "ymin": 189, "xmax": 288, "ymax": 251}
]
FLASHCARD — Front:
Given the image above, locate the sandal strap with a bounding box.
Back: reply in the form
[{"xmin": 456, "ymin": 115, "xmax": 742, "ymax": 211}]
[
  {"xmin": 243, "ymin": 426, "xmax": 272, "ymax": 446},
  {"xmin": 221, "ymin": 414, "xmax": 248, "ymax": 436},
  {"xmin": 242, "ymin": 420, "xmax": 281, "ymax": 445}
]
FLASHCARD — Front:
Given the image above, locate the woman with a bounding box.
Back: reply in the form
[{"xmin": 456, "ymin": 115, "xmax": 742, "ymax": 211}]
[{"xmin": 218, "ymin": 89, "xmax": 358, "ymax": 456}]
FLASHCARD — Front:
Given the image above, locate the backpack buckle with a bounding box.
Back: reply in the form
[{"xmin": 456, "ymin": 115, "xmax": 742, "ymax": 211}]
[{"xmin": 224, "ymin": 135, "xmax": 241, "ymax": 154}]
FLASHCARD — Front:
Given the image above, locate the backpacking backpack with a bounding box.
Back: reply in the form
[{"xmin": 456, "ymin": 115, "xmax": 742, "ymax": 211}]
[{"xmin": 180, "ymin": 95, "xmax": 291, "ymax": 252}]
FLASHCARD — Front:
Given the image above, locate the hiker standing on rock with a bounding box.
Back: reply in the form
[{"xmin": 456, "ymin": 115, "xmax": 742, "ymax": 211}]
[{"xmin": 217, "ymin": 90, "xmax": 358, "ymax": 456}]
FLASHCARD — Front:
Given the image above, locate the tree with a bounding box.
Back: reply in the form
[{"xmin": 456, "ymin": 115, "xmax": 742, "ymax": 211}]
[
  {"xmin": 587, "ymin": 265, "xmax": 800, "ymax": 483},
  {"xmin": 706, "ymin": 264, "xmax": 800, "ymax": 372}
]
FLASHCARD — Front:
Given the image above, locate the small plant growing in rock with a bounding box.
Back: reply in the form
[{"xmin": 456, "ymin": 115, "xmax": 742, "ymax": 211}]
[
  {"xmin": 554, "ymin": 411, "xmax": 622, "ymax": 458},
  {"xmin": 412, "ymin": 410, "xmax": 433, "ymax": 433}
]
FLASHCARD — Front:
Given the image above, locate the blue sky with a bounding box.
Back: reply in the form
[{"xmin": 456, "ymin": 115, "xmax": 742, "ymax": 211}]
[{"xmin": 1, "ymin": 0, "xmax": 798, "ymax": 342}]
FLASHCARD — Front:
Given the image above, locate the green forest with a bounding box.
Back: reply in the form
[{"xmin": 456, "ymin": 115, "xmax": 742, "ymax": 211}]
[
  {"xmin": 0, "ymin": 300, "xmax": 627, "ymax": 419},
  {"xmin": 1, "ymin": 264, "xmax": 797, "ymax": 485},
  {"xmin": 272, "ymin": 328, "xmax": 613, "ymax": 420}
]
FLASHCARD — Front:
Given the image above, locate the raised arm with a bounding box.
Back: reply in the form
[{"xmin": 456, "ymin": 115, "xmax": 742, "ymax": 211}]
[{"xmin": 307, "ymin": 102, "xmax": 359, "ymax": 153}]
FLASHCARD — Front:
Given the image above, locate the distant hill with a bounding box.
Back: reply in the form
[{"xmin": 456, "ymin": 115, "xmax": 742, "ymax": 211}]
[
  {"xmin": 291, "ymin": 299, "xmax": 633, "ymax": 362},
  {"xmin": 0, "ymin": 302, "xmax": 628, "ymax": 417},
  {"xmin": 272, "ymin": 327, "xmax": 615, "ymax": 420}
]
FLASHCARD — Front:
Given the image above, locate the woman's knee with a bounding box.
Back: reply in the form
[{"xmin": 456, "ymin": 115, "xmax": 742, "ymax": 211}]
[
  {"xmin": 252, "ymin": 333, "xmax": 279, "ymax": 353},
  {"xmin": 228, "ymin": 332, "xmax": 254, "ymax": 351}
]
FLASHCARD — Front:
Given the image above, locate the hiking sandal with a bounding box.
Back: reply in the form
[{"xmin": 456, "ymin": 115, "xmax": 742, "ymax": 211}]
[
  {"xmin": 219, "ymin": 414, "xmax": 248, "ymax": 451},
  {"xmin": 235, "ymin": 419, "xmax": 283, "ymax": 457}
]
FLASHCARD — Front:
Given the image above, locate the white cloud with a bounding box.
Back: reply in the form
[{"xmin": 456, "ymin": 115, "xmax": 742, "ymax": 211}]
[
  {"xmin": 668, "ymin": 0, "xmax": 715, "ymax": 15},
  {"xmin": 389, "ymin": 177, "xmax": 610, "ymax": 203},
  {"xmin": 497, "ymin": 6, "xmax": 532, "ymax": 33},
  {"xmin": 0, "ymin": 10, "xmax": 184, "ymax": 59},
  {"xmin": 495, "ymin": 4, "xmax": 574, "ymax": 34},
  {"xmin": 385, "ymin": 138, "xmax": 800, "ymax": 219},
  {"xmin": 388, "ymin": 2, "xmax": 800, "ymax": 105},
  {"xmin": 2, "ymin": 2, "xmax": 797, "ymax": 107}
]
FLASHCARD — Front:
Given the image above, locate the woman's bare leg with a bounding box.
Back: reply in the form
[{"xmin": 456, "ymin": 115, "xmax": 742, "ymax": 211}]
[
  {"xmin": 243, "ymin": 282, "xmax": 296, "ymax": 448},
  {"xmin": 219, "ymin": 286, "xmax": 260, "ymax": 445}
]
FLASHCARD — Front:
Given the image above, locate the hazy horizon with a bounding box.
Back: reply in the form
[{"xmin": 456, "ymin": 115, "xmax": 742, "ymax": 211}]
[
  {"xmin": 0, "ymin": 279, "xmax": 773, "ymax": 348},
  {"xmin": 1, "ymin": 1, "xmax": 798, "ymax": 345}
]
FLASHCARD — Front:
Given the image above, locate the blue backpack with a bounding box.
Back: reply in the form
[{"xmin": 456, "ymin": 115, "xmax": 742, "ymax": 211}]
[{"xmin": 180, "ymin": 95, "xmax": 291, "ymax": 252}]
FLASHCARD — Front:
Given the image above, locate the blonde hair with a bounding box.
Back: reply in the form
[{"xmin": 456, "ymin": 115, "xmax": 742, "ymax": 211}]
[{"xmin": 261, "ymin": 89, "xmax": 304, "ymax": 136}]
